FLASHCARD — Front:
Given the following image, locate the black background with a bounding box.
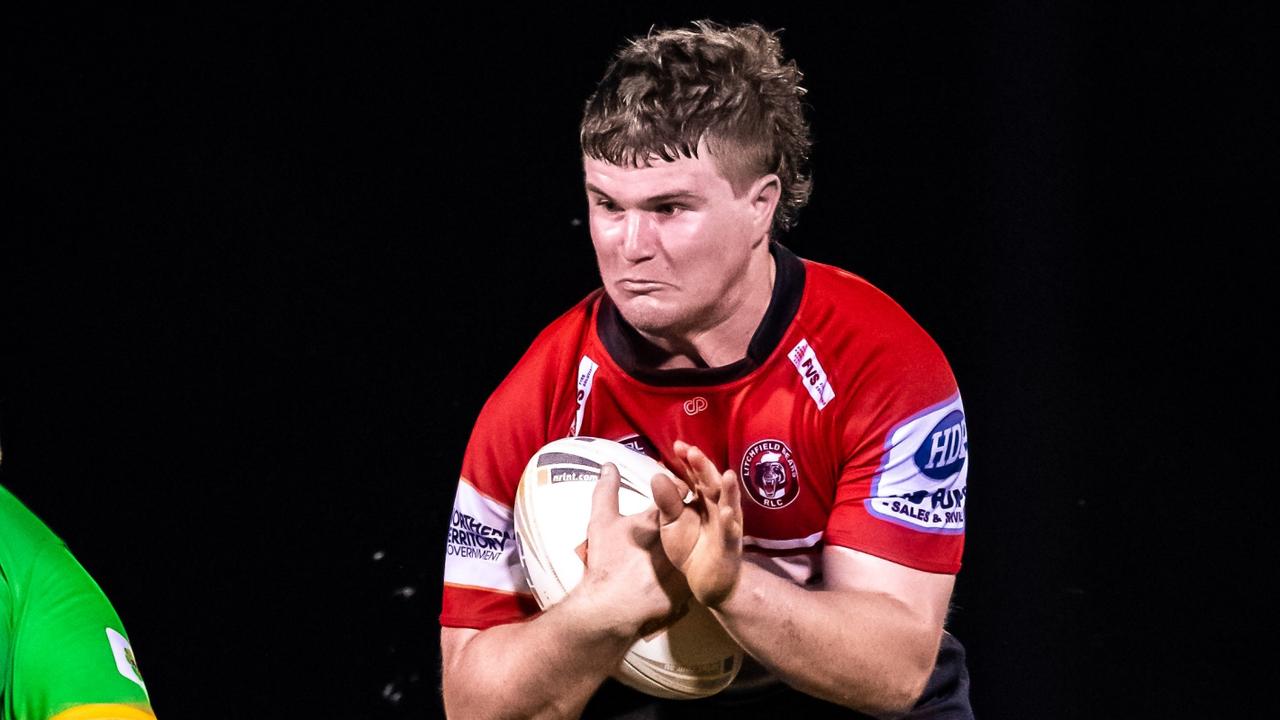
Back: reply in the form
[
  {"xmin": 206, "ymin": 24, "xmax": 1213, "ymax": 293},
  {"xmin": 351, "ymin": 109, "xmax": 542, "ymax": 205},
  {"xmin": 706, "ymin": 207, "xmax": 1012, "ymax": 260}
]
[{"xmin": 3, "ymin": 4, "xmax": 1270, "ymax": 718}]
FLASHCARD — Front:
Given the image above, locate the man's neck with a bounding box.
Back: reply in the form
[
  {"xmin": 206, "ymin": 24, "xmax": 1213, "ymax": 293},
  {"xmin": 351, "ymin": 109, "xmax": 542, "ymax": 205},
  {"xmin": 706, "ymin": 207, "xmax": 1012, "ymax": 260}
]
[{"xmin": 634, "ymin": 247, "xmax": 777, "ymax": 371}]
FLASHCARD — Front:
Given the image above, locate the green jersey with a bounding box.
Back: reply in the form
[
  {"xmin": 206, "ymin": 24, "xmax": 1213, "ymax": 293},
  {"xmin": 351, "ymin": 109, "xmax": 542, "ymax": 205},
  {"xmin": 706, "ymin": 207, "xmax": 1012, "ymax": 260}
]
[{"xmin": 1, "ymin": 485, "xmax": 155, "ymax": 720}]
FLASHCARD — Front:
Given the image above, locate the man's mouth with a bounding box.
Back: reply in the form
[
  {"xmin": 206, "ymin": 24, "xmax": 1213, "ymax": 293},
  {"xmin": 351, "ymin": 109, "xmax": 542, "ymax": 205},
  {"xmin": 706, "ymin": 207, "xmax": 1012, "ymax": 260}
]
[{"xmin": 617, "ymin": 279, "xmax": 667, "ymax": 293}]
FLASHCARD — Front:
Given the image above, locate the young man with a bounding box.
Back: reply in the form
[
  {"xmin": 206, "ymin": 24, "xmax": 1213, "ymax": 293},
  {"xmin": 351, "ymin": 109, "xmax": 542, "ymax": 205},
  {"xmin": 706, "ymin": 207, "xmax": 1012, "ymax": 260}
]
[
  {"xmin": 0, "ymin": 481, "xmax": 157, "ymax": 720},
  {"xmin": 440, "ymin": 20, "xmax": 971, "ymax": 719}
]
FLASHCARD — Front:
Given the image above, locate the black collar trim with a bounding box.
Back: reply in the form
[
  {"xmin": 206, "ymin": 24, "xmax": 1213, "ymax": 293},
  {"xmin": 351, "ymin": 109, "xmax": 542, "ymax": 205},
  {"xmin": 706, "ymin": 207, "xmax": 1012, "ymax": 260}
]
[{"xmin": 596, "ymin": 242, "xmax": 806, "ymax": 387}]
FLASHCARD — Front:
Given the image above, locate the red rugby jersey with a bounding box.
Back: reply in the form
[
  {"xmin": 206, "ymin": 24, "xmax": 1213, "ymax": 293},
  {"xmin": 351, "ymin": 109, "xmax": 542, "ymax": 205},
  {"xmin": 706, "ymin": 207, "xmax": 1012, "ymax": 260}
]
[{"xmin": 440, "ymin": 243, "xmax": 968, "ymax": 630}]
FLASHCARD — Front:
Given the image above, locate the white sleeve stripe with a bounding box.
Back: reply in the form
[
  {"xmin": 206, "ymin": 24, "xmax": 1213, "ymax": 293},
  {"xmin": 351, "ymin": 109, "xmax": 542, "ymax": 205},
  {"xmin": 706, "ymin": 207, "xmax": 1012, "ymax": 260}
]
[
  {"xmin": 742, "ymin": 530, "xmax": 824, "ymax": 549},
  {"xmin": 443, "ymin": 581, "xmax": 534, "ymax": 597},
  {"xmin": 458, "ymin": 476, "xmax": 514, "ymax": 516}
]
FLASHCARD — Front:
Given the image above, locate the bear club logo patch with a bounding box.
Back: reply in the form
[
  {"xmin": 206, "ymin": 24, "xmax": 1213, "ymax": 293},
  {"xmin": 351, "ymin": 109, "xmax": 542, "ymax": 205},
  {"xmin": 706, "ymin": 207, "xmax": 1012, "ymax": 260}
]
[{"xmin": 740, "ymin": 440, "xmax": 800, "ymax": 509}]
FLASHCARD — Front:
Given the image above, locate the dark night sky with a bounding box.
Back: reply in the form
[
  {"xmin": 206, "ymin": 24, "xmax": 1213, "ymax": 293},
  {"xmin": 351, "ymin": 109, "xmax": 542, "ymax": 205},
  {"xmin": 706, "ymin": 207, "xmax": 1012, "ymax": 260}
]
[{"xmin": 3, "ymin": 4, "xmax": 1270, "ymax": 718}]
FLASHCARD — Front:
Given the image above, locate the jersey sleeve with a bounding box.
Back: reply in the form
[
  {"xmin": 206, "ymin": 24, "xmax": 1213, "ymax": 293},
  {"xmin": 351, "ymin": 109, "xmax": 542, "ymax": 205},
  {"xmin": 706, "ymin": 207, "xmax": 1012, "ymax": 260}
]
[
  {"xmin": 823, "ymin": 306, "xmax": 968, "ymax": 575},
  {"xmin": 439, "ymin": 299, "xmax": 594, "ymax": 629},
  {"xmin": 3, "ymin": 516, "xmax": 155, "ymax": 719}
]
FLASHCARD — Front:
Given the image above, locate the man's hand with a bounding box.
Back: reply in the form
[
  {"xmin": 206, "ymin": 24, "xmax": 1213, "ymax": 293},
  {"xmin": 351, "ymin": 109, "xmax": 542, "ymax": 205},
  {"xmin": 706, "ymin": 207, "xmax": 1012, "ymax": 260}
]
[
  {"xmin": 442, "ymin": 462, "xmax": 694, "ymax": 720},
  {"xmin": 576, "ymin": 462, "xmax": 691, "ymax": 637},
  {"xmin": 651, "ymin": 440, "xmax": 744, "ymax": 608}
]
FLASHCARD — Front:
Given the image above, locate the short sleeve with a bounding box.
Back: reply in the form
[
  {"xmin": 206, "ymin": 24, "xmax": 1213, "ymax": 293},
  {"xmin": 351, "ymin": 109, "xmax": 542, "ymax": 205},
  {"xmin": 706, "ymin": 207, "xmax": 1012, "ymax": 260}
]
[
  {"xmin": 10, "ymin": 541, "xmax": 156, "ymax": 720},
  {"xmin": 440, "ymin": 475, "xmax": 540, "ymax": 629},
  {"xmin": 823, "ymin": 318, "xmax": 968, "ymax": 574}
]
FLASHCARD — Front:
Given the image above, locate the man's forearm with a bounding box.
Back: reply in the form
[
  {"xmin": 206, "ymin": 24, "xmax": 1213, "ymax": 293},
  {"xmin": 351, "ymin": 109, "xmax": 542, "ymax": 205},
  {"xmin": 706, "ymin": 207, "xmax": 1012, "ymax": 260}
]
[
  {"xmin": 710, "ymin": 562, "xmax": 941, "ymax": 717},
  {"xmin": 442, "ymin": 592, "xmax": 634, "ymax": 720}
]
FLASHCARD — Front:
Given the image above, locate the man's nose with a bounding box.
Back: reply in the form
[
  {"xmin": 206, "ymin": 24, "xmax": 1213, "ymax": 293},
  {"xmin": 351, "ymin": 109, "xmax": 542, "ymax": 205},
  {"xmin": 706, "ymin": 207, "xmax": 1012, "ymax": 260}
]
[{"xmin": 621, "ymin": 211, "xmax": 657, "ymax": 262}]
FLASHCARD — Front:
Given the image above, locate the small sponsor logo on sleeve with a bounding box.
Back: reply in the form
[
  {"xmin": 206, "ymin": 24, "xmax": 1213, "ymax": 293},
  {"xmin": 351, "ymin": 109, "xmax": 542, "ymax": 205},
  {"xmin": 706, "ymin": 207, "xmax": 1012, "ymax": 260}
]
[
  {"xmin": 106, "ymin": 627, "xmax": 148, "ymax": 695},
  {"xmin": 867, "ymin": 394, "xmax": 968, "ymax": 533},
  {"xmin": 788, "ymin": 339, "xmax": 835, "ymax": 410},
  {"xmin": 568, "ymin": 355, "xmax": 599, "ymax": 436},
  {"xmin": 915, "ymin": 410, "xmax": 968, "ymax": 479}
]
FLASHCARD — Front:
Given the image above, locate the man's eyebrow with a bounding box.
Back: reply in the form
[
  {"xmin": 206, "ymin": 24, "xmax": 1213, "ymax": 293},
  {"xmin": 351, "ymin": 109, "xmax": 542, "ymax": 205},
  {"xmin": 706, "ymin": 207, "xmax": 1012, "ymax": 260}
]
[{"xmin": 584, "ymin": 183, "xmax": 705, "ymax": 203}]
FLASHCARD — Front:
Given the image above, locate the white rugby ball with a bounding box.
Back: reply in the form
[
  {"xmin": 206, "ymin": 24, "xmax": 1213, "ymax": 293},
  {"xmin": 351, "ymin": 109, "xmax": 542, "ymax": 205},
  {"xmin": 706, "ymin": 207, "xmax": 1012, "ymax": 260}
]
[{"xmin": 513, "ymin": 436, "xmax": 743, "ymax": 699}]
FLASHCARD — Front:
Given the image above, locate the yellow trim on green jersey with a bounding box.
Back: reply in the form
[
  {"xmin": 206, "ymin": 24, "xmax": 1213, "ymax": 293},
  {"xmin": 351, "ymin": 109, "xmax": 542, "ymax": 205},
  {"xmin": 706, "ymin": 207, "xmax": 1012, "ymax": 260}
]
[{"xmin": 48, "ymin": 704, "xmax": 157, "ymax": 720}]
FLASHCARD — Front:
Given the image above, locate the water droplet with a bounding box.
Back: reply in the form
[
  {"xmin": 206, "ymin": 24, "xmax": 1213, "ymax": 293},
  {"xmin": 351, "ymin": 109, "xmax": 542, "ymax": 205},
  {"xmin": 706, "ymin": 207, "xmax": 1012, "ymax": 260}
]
[{"xmin": 381, "ymin": 682, "xmax": 404, "ymax": 705}]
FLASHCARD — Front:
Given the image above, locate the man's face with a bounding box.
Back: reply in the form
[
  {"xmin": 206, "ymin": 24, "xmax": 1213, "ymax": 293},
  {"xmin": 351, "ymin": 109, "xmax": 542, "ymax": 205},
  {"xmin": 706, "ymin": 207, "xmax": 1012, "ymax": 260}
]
[{"xmin": 583, "ymin": 140, "xmax": 766, "ymax": 342}]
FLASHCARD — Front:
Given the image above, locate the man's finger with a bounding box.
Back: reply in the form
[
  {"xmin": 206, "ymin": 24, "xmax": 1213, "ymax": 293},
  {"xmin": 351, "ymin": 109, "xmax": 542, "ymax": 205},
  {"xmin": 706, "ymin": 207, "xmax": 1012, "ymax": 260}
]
[
  {"xmin": 668, "ymin": 474, "xmax": 693, "ymax": 500},
  {"xmin": 590, "ymin": 462, "xmax": 621, "ymax": 526},
  {"xmin": 651, "ymin": 473, "xmax": 686, "ymax": 525},
  {"xmin": 721, "ymin": 469, "xmax": 742, "ymax": 513},
  {"xmin": 721, "ymin": 469, "xmax": 744, "ymax": 541},
  {"xmin": 687, "ymin": 446, "xmax": 723, "ymax": 504},
  {"xmin": 671, "ymin": 440, "xmax": 697, "ymax": 490}
]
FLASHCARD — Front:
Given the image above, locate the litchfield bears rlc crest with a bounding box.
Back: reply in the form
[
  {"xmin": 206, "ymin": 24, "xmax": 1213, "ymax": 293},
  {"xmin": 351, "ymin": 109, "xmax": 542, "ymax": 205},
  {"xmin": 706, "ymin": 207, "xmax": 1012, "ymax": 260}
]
[{"xmin": 740, "ymin": 439, "xmax": 800, "ymax": 509}]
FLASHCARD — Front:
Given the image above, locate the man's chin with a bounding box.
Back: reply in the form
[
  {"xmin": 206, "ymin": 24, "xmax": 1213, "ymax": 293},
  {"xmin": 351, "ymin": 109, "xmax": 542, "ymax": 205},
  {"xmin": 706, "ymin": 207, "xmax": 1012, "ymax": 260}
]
[{"xmin": 612, "ymin": 296, "xmax": 683, "ymax": 337}]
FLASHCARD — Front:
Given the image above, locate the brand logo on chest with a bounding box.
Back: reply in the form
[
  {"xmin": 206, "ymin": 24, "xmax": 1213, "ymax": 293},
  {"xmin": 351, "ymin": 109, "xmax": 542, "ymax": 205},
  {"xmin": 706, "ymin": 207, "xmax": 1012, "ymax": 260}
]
[
  {"xmin": 682, "ymin": 396, "xmax": 709, "ymax": 415},
  {"xmin": 740, "ymin": 439, "xmax": 800, "ymax": 509}
]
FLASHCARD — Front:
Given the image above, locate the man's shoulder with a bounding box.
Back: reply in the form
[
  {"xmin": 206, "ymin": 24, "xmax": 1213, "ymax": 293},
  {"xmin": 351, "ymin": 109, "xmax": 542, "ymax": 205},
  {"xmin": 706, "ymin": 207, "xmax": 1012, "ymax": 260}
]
[
  {"xmin": 797, "ymin": 257, "xmax": 937, "ymax": 342},
  {"xmin": 482, "ymin": 288, "xmax": 604, "ymax": 405},
  {"xmin": 514, "ymin": 288, "xmax": 603, "ymax": 365},
  {"xmin": 793, "ymin": 256, "xmax": 956, "ymax": 393},
  {"xmin": 0, "ymin": 484, "xmax": 65, "ymax": 574}
]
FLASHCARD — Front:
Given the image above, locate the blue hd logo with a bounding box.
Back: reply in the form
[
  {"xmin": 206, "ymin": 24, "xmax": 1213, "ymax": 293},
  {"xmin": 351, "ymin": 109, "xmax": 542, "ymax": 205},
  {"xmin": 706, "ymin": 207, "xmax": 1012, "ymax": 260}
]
[{"xmin": 914, "ymin": 410, "xmax": 968, "ymax": 479}]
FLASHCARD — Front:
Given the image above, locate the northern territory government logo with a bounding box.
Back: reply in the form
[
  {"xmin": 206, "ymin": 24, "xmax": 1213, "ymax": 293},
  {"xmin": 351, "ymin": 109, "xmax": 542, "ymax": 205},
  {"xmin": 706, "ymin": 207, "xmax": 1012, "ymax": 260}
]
[
  {"xmin": 446, "ymin": 509, "xmax": 515, "ymax": 562},
  {"xmin": 740, "ymin": 440, "xmax": 800, "ymax": 509}
]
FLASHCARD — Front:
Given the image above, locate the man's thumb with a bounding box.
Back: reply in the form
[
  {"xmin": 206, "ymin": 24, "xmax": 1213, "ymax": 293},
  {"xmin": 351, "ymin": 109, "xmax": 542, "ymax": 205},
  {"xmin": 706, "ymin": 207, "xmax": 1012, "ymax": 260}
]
[{"xmin": 650, "ymin": 473, "xmax": 686, "ymax": 524}]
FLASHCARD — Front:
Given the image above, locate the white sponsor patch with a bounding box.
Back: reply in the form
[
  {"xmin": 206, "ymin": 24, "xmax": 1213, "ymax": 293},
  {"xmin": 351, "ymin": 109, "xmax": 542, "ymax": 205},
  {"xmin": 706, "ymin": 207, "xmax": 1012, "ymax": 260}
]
[
  {"xmin": 866, "ymin": 393, "xmax": 968, "ymax": 534},
  {"xmin": 106, "ymin": 627, "xmax": 148, "ymax": 695},
  {"xmin": 788, "ymin": 339, "xmax": 835, "ymax": 410},
  {"xmin": 443, "ymin": 480, "xmax": 531, "ymax": 594},
  {"xmin": 569, "ymin": 355, "xmax": 599, "ymax": 436}
]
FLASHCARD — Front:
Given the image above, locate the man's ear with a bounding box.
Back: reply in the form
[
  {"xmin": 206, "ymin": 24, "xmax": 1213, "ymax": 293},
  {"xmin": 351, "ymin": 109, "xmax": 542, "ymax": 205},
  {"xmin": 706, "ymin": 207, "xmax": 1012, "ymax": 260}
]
[{"xmin": 749, "ymin": 174, "xmax": 782, "ymax": 241}]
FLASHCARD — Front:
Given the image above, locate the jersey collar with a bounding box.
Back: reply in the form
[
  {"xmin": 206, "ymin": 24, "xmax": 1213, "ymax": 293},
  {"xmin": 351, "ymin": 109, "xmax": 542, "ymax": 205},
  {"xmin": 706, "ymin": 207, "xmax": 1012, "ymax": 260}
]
[{"xmin": 595, "ymin": 241, "xmax": 807, "ymax": 387}]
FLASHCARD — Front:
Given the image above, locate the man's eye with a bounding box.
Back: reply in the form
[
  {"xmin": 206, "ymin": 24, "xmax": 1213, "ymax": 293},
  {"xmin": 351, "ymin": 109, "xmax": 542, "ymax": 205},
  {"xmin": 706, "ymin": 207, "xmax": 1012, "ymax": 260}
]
[
  {"xmin": 595, "ymin": 199, "xmax": 620, "ymax": 212},
  {"xmin": 656, "ymin": 204, "xmax": 683, "ymax": 216}
]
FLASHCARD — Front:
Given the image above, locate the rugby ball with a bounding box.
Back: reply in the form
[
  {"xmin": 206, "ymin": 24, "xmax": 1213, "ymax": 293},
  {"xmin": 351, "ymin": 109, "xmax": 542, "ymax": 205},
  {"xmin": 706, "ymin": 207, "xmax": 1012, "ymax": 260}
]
[{"xmin": 513, "ymin": 436, "xmax": 743, "ymax": 699}]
